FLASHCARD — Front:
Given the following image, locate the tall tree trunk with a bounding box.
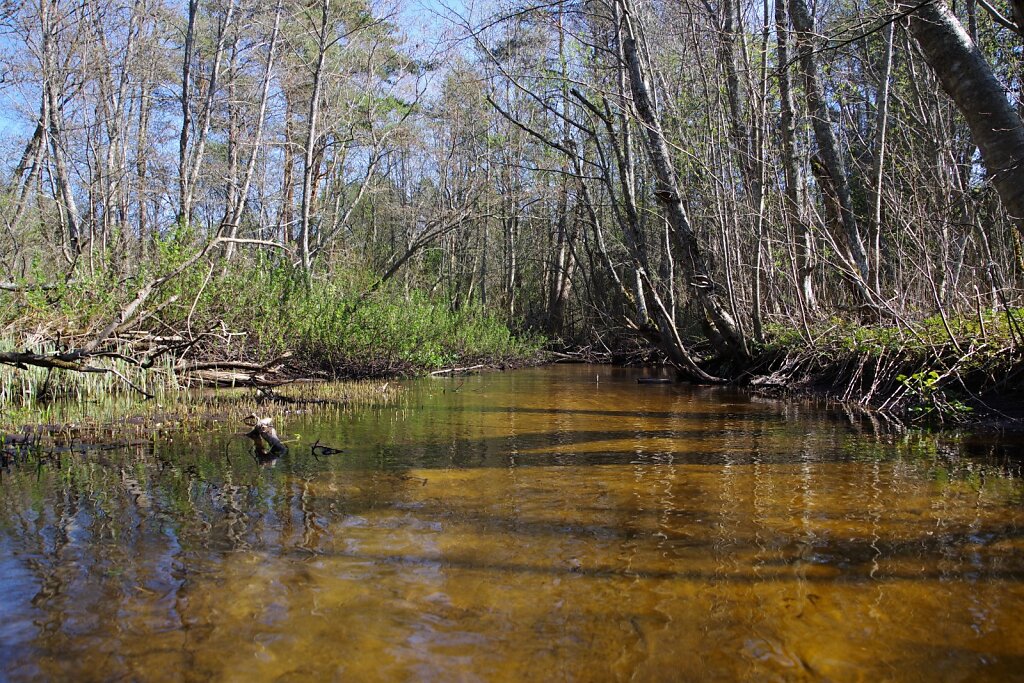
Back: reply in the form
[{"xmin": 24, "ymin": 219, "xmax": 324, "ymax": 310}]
[
  {"xmin": 222, "ymin": 0, "xmax": 282, "ymax": 260},
  {"xmin": 775, "ymin": 0, "xmax": 815, "ymax": 313},
  {"xmin": 179, "ymin": 0, "xmax": 235, "ymax": 227},
  {"xmin": 719, "ymin": 0, "xmax": 764, "ymax": 340},
  {"xmin": 280, "ymin": 98, "xmax": 296, "ymax": 245},
  {"xmin": 620, "ymin": 17, "xmax": 746, "ymax": 356},
  {"xmin": 299, "ymin": 0, "xmax": 331, "ymax": 273},
  {"xmin": 136, "ymin": 53, "xmax": 154, "ymax": 249},
  {"xmin": 790, "ymin": 0, "xmax": 872, "ymax": 298},
  {"xmin": 719, "ymin": 0, "xmax": 759, "ymax": 196},
  {"xmin": 548, "ymin": 9, "xmax": 574, "ymax": 333},
  {"xmin": 904, "ymin": 0, "xmax": 1024, "ymax": 235},
  {"xmin": 41, "ymin": 0, "xmax": 81, "ymax": 255},
  {"xmin": 11, "ymin": 121, "xmax": 44, "ymax": 191},
  {"xmin": 178, "ymin": 0, "xmax": 198, "ymax": 225},
  {"xmin": 223, "ymin": 38, "xmax": 240, "ymax": 246},
  {"xmin": 9, "ymin": 112, "xmax": 45, "ymax": 231},
  {"xmin": 869, "ymin": 8, "xmax": 895, "ymax": 293}
]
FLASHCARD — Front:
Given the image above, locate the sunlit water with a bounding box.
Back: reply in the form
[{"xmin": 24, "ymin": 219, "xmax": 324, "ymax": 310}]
[{"xmin": 1, "ymin": 365, "xmax": 1023, "ymax": 681}]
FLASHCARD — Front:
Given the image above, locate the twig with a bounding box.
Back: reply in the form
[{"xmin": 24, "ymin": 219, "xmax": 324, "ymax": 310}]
[{"xmin": 430, "ymin": 364, "xmax": 486, "ymax": 376}]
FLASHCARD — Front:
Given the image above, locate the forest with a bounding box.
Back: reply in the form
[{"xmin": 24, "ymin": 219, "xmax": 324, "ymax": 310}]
[{"xmin": 0, "ymin": 0, "xmax": 1022, "ymax": 420}]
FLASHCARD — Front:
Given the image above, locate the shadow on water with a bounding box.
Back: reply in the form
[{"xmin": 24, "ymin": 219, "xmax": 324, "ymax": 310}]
[
  {"xmin": 368, "ymin": 429, "xmax": 885, "ymax": 469},
  {"xmin": 275, "ymin": 545, "xmax": 1024, "ymax": 584},
  {"xmin": 421, "ymin": 404, "xmax": 789, "ymax": 423}
]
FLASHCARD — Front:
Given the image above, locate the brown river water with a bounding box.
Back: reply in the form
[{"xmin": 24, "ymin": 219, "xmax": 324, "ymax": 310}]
[{"xmin": 1, "ymin": 364, "xmax": 1023, "ymax": 681}]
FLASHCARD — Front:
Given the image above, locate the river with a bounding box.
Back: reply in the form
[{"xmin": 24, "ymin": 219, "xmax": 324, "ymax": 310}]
[{"xmin": 1, "ymin": 365, "xmax": 1022, "ymax": 681}]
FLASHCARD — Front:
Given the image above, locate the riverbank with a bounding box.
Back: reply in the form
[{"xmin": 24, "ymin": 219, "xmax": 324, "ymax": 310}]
[
  {"xmin": 3, "ymin": 258, "xmax": 1021, "ymax": 432},
  {"xmin": 728, "ymin": 315, "xmax": 1024, "ymax": 429},
  {"xmin": 549, "ymin": 314, "xmax": 1024, "ymax": 430}
]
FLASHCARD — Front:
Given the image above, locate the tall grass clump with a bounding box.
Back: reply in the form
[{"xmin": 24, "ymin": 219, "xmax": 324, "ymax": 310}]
[{"xmin": 190, "ymin": 263, "xmax": 545, "ymax": 376}]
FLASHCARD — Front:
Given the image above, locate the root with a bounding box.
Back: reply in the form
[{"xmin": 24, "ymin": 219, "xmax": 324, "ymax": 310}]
[{"xmin": 748, "ymin": 340, "xmax": 1022, "ymax": 426}]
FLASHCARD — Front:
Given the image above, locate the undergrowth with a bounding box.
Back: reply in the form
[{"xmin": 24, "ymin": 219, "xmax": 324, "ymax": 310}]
[{"xmin": 0, "ymin": 251, "xmax": 545, "ymax": 407}]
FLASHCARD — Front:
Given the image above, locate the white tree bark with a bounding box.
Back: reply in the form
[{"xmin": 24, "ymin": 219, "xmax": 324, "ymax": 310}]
[
  {"xmin": 620, "ymin": 21, "xmax": 746, "ymax": 356},
  {"xmin": 905, "ymin": 0, "xmax": 1024, "ymax": 234}
]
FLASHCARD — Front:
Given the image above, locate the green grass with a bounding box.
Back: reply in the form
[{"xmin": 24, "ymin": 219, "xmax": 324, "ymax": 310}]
[
  {"xmin": 159, "ymin": 261, "xmax": 545, "ymax": 376},
  {"xmin": 0, "ymin": 377, "xmax": 401, "ymax": 433},
  {"xmin": 759, "ymin": 309, "xmax": 1024, "ymax": 424}
]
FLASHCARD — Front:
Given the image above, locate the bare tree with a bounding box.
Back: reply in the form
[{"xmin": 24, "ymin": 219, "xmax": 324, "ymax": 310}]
[{"xmin": 790, "ymin": 0, "xmax": 872, "ymax": 301}]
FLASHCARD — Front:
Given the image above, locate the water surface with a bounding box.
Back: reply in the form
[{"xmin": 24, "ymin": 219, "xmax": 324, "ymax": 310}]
[{"xmin": 2, "ymin": 365, "xmax": 1023, "ymax": 681}]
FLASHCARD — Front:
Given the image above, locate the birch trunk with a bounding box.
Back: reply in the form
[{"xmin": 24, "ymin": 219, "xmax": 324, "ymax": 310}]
[
  {"xmin": 222, "ymin": 0, "xmax": 282, "ymax": 260},
  {"xmin": 775, "ymin": 0, "xmax": 815, "ymax": 312},
  {"xmin": 41, "ymin": 0, "xmax": 81, "ymax": 255},
  {"xmin": 299, "ymin": 0, "xmax": 331, "ymax": 273},
  {"xmin": 904, "ymin": 0, "xmax": 1024, "ymax": 234},
  {"xmin": 869, "ymin": 9, "xmax": 895, "ymax": 293},
  {"xmin": 620, "ymin": 28, "xmax": 746, "ymax": 356}
]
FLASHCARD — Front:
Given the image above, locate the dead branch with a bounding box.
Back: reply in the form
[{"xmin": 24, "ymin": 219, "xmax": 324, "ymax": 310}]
[
  {"xmin": 310, "ymin": 439, "xmax": 344, "ymax": 458},
  {"xmin": 0, "ymin": 236, "xmax": 252, "ymax": 391},
  {"xmin": 0, "ymin": 281, "xmax": 61, "ymax": 292},
  {"xmin": 430, "ymin": 364, "xmax": 486, "ymax": 376},
  {"xmin": 0, "ymin": 350, "xmax": 154, "ymax": 399},
  {"xmin": 177, "ymin": 352, "xmax": 293, "ymax": 374}
]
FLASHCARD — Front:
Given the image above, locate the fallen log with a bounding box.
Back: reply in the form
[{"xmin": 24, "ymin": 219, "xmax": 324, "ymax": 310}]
[
  {"xmin": 0, "ymin": 350, "xmax": 94, "ymax": 372},
  {"xmin": 0, "ymin": 246, "xmax": 206, "ymax": 393},
  {"xmin": 0, "ymin": 350, "xmax": 155, "ymax": 398},
  {"xmin": 177, "ymin": 352, "xmax": 294, "ymax": 387}
]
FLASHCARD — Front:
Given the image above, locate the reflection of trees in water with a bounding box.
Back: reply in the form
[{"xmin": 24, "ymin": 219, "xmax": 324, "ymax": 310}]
[{"xmin": 0, "ymin": 397, "xmax": 1023, "ymax": 678}]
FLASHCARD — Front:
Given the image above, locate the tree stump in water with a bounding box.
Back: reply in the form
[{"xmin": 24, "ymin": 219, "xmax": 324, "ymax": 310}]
[{"xmin": 243, "ymin": 414, "xmax": 288, "ymax": 457}]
